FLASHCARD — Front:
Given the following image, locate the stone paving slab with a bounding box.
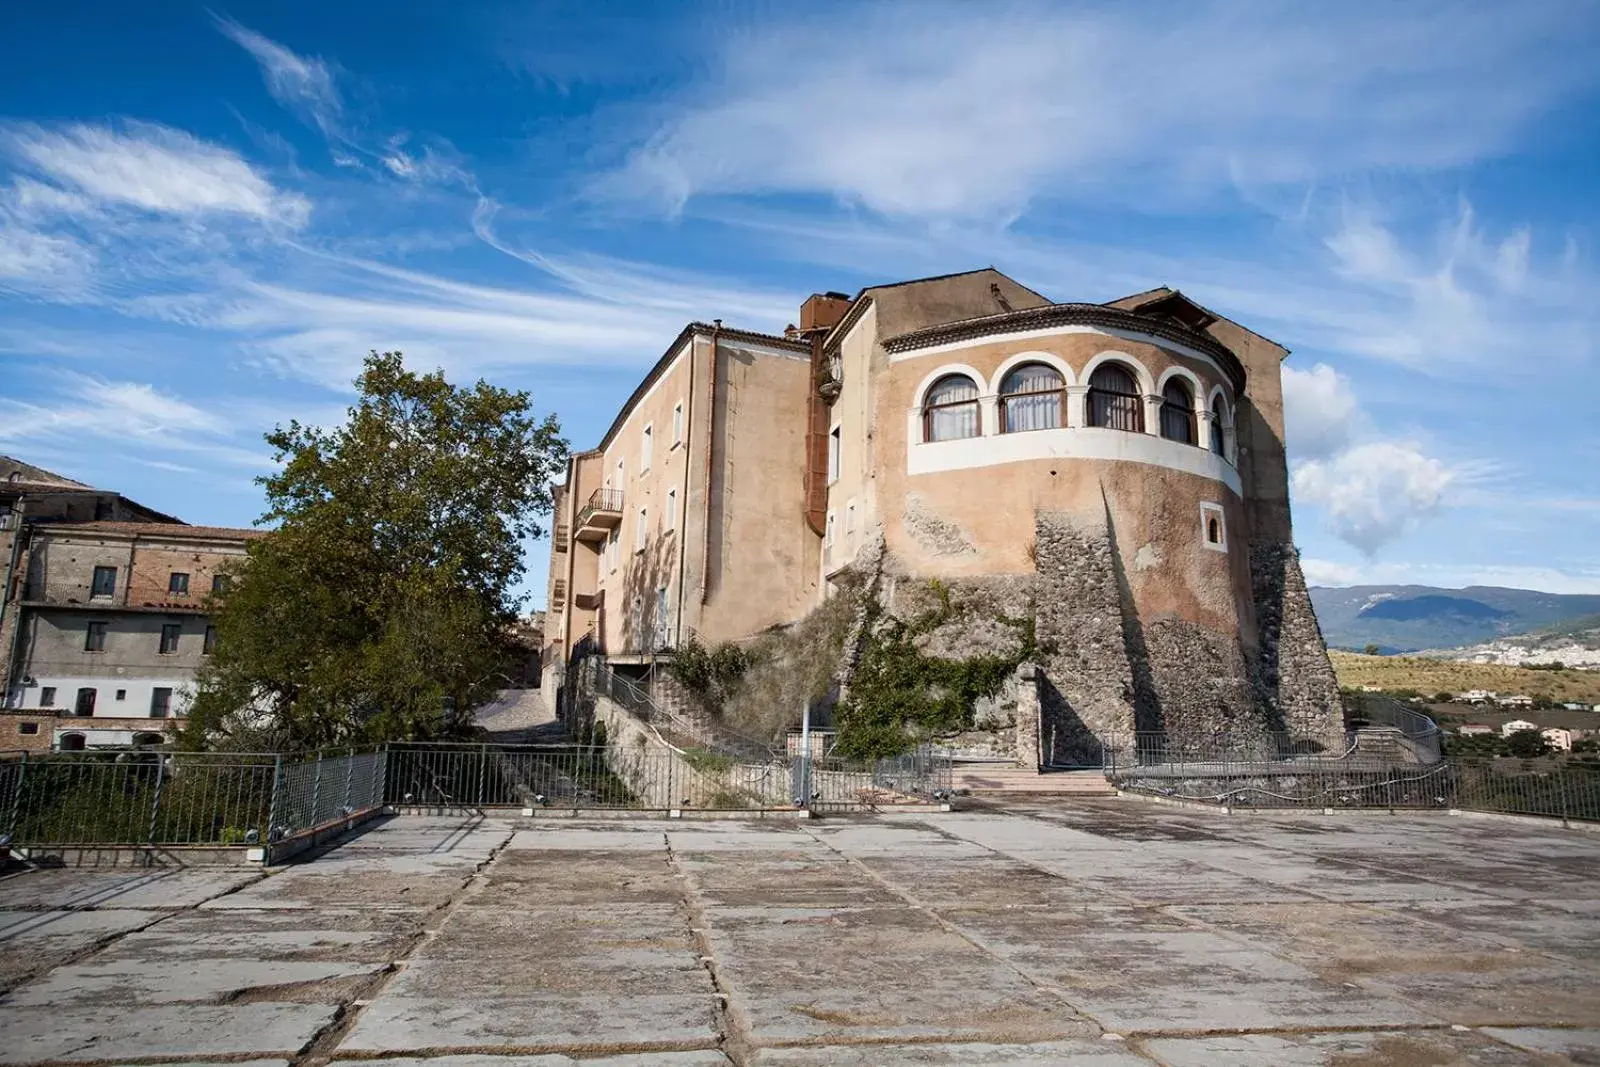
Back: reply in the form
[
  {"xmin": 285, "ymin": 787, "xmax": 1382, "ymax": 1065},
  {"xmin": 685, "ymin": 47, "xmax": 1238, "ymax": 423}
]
[
  {"xmin": 6, "ymin": 956, "xmax": 385, "ymax": 1006},
  {"xmin": 475, "ymin": 848, "xmax": 686, "ymax": 905},
  {"xmin": 368, "ymin": 1055, "xmax": 730, "ymax": 1067},
  {"xmin": 1478, "ymin": 1026, "xmax": 1600, "ymax": 1060},
  {"xmin": 0, "ymin": 867, "xmax": 259, "ymax": 910},
  {"xmin": 1170, "ymin": 900, "xmax": 1600, "ymax": 1027},
  {"xmin": 682, "ymin": 852, "xmax": 899, "ymax": 908},
  {"xmin": 702, "ymin": 903, "xmax": 1096, "ymax": 1045},
  {"xmin": 852, "ymin": 854, "xmax": 1105, "ymax": 908},
  {"xmin": 1143, "ymin": 1028, "xmax": 1541, "ymax": 1066},
  {"xmin": 0, "ymin": 1003, "xmax": 338, "ymax": 1063},
  {"xmin": 89, "ymin": 905, "xmax": 420, "ymax": 963},
  {"xmin": 749, "ymin": 1040, "xmax": 1152, "ymax": 1065},
  {"xmin": 0, "ymin": 907, "xmax": 164, "ymax": 988},
  {"xmin": 339, "ymin": 989, "xmax": 721, "ymax": 1053}
]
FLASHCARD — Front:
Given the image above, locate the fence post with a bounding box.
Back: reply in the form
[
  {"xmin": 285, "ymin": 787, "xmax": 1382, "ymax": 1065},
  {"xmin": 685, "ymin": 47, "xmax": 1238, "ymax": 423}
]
[
  {"xmin": 7, "ymin": 751, "xmax": 28, "ymax": 839},
  {"xmin": 477, "ymin": 743, "xmax": 489, "ymax": 806},
  {"xmin": 146, "ymin": 755, "xmax": 167, "ymax": 844},
  {"xmin": 343, "ymin": 746, "xmax": 355, "ymax": 813},
  {"xmin": 311, "ymin": 750, "xmax": 327, "ymax": 825},
  {"xmin": 264, "ymin": 753, "xmax": 284, "ymax": 844},
  {"xmin": 378, "ymin": 743, "xmax": 389, "ymax": 808}
]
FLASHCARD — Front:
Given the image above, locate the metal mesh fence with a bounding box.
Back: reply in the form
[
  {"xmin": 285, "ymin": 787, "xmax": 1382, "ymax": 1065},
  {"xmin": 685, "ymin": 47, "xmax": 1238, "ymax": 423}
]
[
  {"xmin": 2, "ymin": 751, "xmax": 279, "ymax": 846},
  {"xmin": 268, "ymin": 748, "xmax": 386, "ymax": 841},
  {"xmin": 1453, "ymin": 760, "xmax": 1600, "ymax": 822}
]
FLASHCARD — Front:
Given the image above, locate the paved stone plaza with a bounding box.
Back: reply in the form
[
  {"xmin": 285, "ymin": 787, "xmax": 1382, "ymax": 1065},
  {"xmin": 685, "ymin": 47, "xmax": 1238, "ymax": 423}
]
[{"xmin": 1, "ymin": 800, "xmax": 1598, "ymax": 1065}]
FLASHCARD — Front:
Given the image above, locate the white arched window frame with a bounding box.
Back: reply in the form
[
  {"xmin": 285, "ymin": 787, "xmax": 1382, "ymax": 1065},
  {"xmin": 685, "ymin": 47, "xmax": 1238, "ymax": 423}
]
[
  {"xmin": 918, "ymin": 370, "xmax": 984, "ymax": 442},
  {"xmin": 1155, "ymin": 366, "xmax": 1205, "ymax": 446},
  {"xmin": 1206, "ymin": 385, "xmax": 1235, "ymax": 462},
  {"xmin": 998, "ymin": 362, "xmax": 1067, "ymax": 433},
  {"xmin": 1081, "ymin": 353, "xmax": 1153, "ymax": 433}
]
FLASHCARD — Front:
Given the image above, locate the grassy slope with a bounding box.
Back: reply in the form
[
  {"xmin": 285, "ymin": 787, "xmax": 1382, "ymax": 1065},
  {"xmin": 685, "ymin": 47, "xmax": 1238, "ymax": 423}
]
[{"xmin": 1329, "ymin": 651, "xmax": 1600, "ymax": 704}]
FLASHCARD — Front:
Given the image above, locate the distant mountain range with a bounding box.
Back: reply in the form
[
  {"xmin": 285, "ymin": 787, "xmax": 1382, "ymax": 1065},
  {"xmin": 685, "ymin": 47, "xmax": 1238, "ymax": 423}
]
[{"xmin": 1309, "ymin": 585, "xmax": 1600, "ymax": 654}]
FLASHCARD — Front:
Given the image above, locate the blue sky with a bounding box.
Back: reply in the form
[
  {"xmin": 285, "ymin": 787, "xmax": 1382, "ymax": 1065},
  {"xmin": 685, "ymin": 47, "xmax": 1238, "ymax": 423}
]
[{"xmin": 3, "ymin": 1, "xmax": 1599, "ymax": 605}]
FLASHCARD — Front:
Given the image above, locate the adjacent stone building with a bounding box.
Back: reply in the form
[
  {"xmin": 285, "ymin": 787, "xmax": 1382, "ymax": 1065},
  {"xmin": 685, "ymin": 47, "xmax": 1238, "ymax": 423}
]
[
  {"xmin": 1, "ymin": 458, "xmax": 257, "ymax": 751},
  {"xmin": 543, "ymin": 270, "xmax": 1344, "ymax": 763}
]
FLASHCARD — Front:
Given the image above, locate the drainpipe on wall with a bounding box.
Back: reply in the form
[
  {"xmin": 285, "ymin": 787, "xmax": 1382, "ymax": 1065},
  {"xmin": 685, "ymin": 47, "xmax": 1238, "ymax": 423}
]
[
  {"xmin": 0, "ymin": 500, "xmax": 27, "ymax": 707},
  {"xmin": 699, "ymin": 322, "xmax": 720, "ymax": 606},
  {"xmin": 673, "ymin": 331, "xmax": 697, "ymax": 649}
]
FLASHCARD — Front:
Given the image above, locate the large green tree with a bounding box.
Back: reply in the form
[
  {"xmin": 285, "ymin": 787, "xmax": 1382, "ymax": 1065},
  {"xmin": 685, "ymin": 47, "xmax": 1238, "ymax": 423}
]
[{"xmin": 184, "ymin": 352, "xmax": 568, "ymax": 750}]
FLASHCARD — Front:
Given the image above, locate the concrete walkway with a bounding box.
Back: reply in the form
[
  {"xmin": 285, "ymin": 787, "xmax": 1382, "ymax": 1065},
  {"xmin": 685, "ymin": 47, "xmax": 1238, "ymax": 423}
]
[{"xmin": 1, "ymin": 800, "xmax": 1598, "ymax": 1064}]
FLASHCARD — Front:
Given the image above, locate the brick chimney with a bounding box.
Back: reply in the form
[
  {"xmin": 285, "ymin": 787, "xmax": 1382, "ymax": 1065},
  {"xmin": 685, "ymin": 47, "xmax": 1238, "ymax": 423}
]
[{"xmin": 798, "ymin": 291, "xmax": 852, "ymax": 332}]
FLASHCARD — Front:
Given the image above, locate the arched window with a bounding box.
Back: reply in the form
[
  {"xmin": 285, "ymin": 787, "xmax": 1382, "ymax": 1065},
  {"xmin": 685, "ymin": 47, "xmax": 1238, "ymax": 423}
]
[
  {"xmin": 1087, "ymin": 364, "xmax": 1144, "ymax": 432},
  {"xmin": 999, "ymin": 363, "xmax": 1064, "ymax": 433},
  {"xmin": 59, "ymin": 732, "xmax": 86, "ymax": 751},
  {"xmin": 1210, "ymin": 395, "xmax": 1229, "ymax": 458},
  {"xmin": 922, "ymin": 374, "xmax": 981, "ymax": 442},
  {"xmin": 1159, "ymin": 379, "xmax": 1196, "ymax": 444}
]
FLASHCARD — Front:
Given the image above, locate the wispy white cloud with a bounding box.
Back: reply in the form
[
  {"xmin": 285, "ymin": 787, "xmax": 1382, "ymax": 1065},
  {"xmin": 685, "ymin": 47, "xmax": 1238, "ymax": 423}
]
[
  {"xmin": 215, "ymin": 16, "xmax": 477, "ymax": 193},
  {"xmin": 212, "ymin": 14, "xmax": 344, "ymax": 142},
  {"xmin": 0, "ymin": 373, "xmax": 269, "ymax": 469},
  {"xmin": 4, "ymin": 121, "xmax": 309, "ymax": 226},
  {"xmin": 1302, "ymin": 557, "xmax": 1600, "ymax": 596},
  {"xmin": 601, "ymin": 2, "xmax": 1600, "ymax": 219}
]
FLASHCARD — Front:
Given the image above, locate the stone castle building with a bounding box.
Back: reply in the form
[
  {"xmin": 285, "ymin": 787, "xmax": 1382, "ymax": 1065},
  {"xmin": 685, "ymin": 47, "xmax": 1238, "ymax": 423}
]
[
  {"xmin": 543, "ymin": 269, "xmax": 1342, "ymax": 763},
  {"xmin": 1, "ymin": 457, "xmax": 256, "ymax": 751}
]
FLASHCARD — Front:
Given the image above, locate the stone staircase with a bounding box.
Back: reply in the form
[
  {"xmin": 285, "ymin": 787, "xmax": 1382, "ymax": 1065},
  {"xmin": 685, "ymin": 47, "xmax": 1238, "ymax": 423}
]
[{"xmin": 952, "ymin": 764, "xmax": 1119, "ymax": 797}]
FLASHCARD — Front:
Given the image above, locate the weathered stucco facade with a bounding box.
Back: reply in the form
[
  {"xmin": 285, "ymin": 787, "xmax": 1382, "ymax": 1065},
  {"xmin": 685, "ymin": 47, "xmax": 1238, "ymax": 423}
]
[
  {"xmin": 3, "ymin": 519, "xmax": 257, "ymax": 750},
  {"xmin": 545, "ymin": 270, "xmax": 1344, "ymax": 760}
]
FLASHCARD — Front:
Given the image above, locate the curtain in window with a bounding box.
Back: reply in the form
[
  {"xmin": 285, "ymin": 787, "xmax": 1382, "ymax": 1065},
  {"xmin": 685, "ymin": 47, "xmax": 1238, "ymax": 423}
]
[
  {"xmin": 923, "ymin": 375, "xmax": 980, "ymax": 441},
  {"xmin": 1088, "ymin": 364, "xmax": 1143, "ymax": 432},
  {"xmin": 1160, "ymin": 380, "xmax": 1195, "ymax": 444},
  {"xmin": 1000, "ymin": 364, "xmax": 1064, "ymax": 432}
]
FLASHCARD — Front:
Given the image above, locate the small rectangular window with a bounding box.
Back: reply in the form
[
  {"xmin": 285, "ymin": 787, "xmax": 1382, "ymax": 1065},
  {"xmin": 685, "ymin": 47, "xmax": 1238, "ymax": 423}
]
[
  {"xmin": 825, "ymin": 511, "xmax": 835, "ymax": 548},
  {"xmin": 91, "ymin": 565, "xmax": 116, "ymax": 598},
  {"xmin": 641, "ymin": 425, "xmax": 653, "ymax": 471},
  {"xmin": 39, "ymin": 686, "xmax": 56, "ymax": 707},
  {"xmin": 150, "ymin": 687, "xmax": 173, "ymax": 718},
  {"xmin": 168, "ymin": 572, "xmax": 190, "ymax": 595},
  {"xmin": 607, "ymin": 526, "xmax": 619, "ymax": 574},
  {"xmin": 1200, "ymin": 503, "xmax": 1227, "ymax": 553},
  {"xmin": 211, "ymin": 574, "xmax": 231, "ymax": 595},
  {"xmin": 655, "ymin": 587, "xmax": 669, "ymax": 649},
  {"xmin": 74, "ymin": 687, "xmax": 96, "ymax": 717},
  {"xmin": 635, "ymin": 508, "xmax": 647, "ymax": 551},
  {"xmin": 827, "ymin": 426, "xmax": 841, "ymax": 484},
  {"xmin": 666, "ymin": 488, "xmax": 677, "ymax": 530},
  {"xmin": 85, "ymin": 621, "xmax": 107, "ymax": 652},
  {"xmin": 204, "ymin": 625, "xmax": 218, "ymax": 654},
  {"xmin": 115, "ymin": 689, "xmax": 126, "ymax": 700},
  {"xmin": 159, "ymin": 623, "xmax": 181, "ymax": 654},
  {"xmin": 19, "ymin": 722, "xmax": 39, "ymax": 736},
  {"xmin": 672, "ymin": 401, "xmax": 684, "ymax": 446}
]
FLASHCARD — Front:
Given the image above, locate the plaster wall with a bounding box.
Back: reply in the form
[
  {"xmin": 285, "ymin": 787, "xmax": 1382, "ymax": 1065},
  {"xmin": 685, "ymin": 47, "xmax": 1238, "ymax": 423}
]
[
  {"xmin": 593, "ymin": 339, "xmax": 697, "ymax": 654},
  {"xmin": 697, "ymin": 338, "xmax": 817, "ymax": 643},
  {"xmin": 821, "ymin": 304, "xmax": 880, "ymax": 581},
  {"xmin": 869, "ymin": 331, "xmax": 1254, "ymax": 643}
]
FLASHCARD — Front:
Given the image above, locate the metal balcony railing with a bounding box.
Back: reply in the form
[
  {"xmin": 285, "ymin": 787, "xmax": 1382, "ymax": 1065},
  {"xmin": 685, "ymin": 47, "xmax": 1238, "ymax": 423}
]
[{"xmin": 574, "ymin": 488, "xmax": 625, "ymax": 541}]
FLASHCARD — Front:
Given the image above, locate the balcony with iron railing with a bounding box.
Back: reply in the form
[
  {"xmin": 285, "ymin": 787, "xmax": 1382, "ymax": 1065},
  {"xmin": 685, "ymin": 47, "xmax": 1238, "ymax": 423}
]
[{"xmin": 573, "ymin": 488, "xmax": 624, "ymax": 542}]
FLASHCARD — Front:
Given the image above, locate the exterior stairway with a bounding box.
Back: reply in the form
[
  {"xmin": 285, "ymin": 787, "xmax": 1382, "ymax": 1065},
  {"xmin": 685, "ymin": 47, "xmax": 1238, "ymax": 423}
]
[{"xmin": 952, "ymin": 764, "xmax": 1119, "ymax": 797}]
